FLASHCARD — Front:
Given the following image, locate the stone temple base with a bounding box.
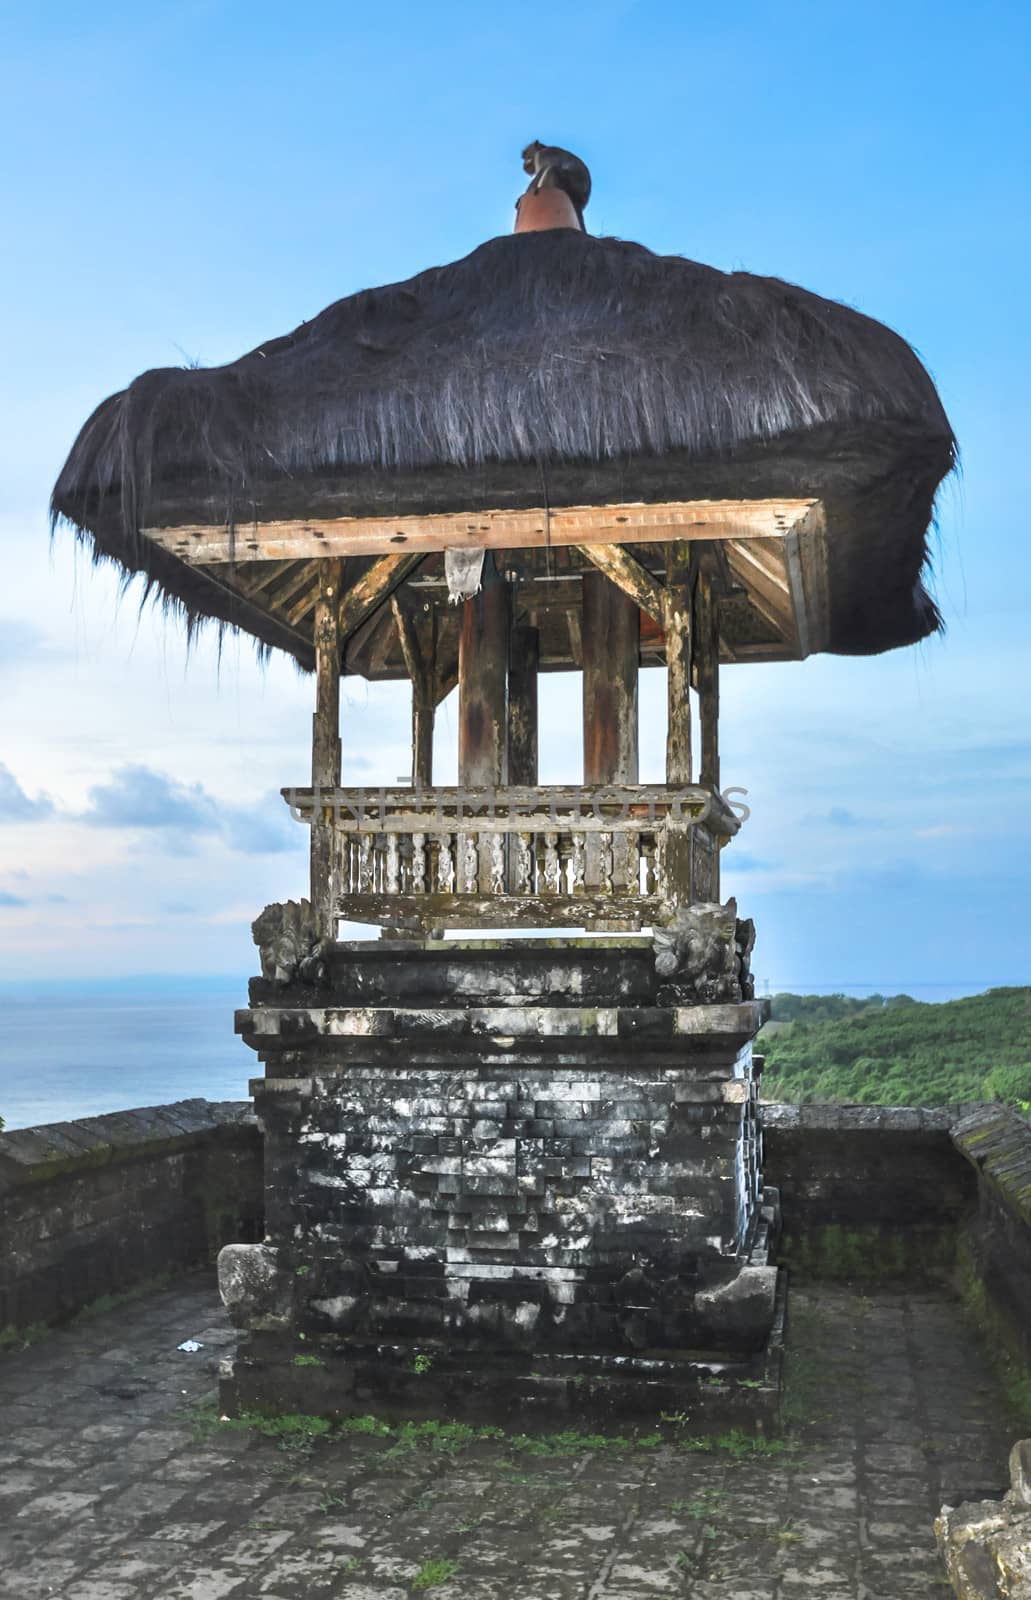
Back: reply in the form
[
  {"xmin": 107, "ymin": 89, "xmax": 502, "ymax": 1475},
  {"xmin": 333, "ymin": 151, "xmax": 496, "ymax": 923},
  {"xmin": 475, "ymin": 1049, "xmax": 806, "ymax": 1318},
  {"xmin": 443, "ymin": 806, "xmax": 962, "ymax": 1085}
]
[
  {"xmin": 221, "ymin": 1237, "xmax": 785, "ymax": 1436},
  {"xmin": 219, "ymin": 939, "xmax": 781, "ymax": 1431}
]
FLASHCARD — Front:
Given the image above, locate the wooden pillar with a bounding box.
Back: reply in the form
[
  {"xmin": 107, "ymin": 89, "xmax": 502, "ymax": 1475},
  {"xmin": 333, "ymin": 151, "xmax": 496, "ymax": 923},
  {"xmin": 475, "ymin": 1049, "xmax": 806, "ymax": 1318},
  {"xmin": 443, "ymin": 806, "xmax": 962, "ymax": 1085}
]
[
  {"xmin": 412, "ymin": 699, "xmax": 434, "ymax": 788},
  {"xmin": 664, "ymin": 543, "xmax": 693, "ymax": 785},
  {"xmin": 310, "ymin": 561, "xmax": 343, "ymax": 938},
  {"xmin": 508, "ymin": 624, "xmax": 539, "ymax": 785},
  {"xmin": 392, "ymin": 597, "xmax": 435, "ymax": 788},
  {"xmin": 581, "ymin": 570, "xmax": 639, "ymax": 784},
  {"xmin": 696, "ymin": 563, "xmax": 720, "ymax": 792},
  {"xmin": 458, "ymin": 562, "xmax": 510, "ymax": 787}
]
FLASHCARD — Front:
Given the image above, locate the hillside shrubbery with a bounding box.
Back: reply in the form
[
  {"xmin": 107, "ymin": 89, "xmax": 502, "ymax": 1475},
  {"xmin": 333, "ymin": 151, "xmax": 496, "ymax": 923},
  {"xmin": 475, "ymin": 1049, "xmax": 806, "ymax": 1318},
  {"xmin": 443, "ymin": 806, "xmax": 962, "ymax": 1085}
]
[{"xmin": 759, "ymin": 986, "xmax": 1031, "ymax": 1109}]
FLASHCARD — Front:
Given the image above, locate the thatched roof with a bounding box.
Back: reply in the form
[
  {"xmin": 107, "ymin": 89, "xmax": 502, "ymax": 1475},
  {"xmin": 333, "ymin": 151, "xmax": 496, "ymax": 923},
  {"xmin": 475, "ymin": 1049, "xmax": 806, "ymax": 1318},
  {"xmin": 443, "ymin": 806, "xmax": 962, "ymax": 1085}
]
[{"xmin": 52, "ymin": 229, "xmax": 954, "ymax": 661}]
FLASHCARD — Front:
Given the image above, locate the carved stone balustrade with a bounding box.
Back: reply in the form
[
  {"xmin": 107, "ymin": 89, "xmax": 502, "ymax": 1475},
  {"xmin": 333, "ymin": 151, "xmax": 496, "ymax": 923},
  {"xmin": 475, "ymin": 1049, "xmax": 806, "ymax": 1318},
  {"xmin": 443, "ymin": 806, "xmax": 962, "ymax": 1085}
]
[{"xmin": 284, "ymin": 784, "xmax": 739, "ymax": 932}]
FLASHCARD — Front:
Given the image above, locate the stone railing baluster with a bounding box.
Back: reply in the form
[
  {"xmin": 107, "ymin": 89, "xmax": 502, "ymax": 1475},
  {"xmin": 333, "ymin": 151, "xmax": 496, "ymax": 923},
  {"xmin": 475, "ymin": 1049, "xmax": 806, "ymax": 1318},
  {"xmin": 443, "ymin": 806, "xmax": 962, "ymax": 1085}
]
[
  {"xmin": 463, "ymin": 832, "xmax": 479, "ymax": 894},
  {"xmin": 358, "ymin": 833, "xmax": 373, "ymax": 894},
  {"xmin": 567, "ymin": 830, "xmax": 585, "ymax": 897},
  {"xmin": 543, "ymin": 831, "xmax": 561, "ymax": 894},
  {"xmin": 598, "ymin": 831, "xmax": 614, "ymax": 894},
  {"xmin": 314, "ymin": 787, "xmax": 712, "ymax": 927},
  {"xmin": 386, "ymin": 833, "xmax": 401, "ymax": 896},
  {"xmin": 643, "ymin": 837, "xmax": 657, "ymax": 896},
  {"xmin": 437, "ymin": 832, "xmax": 455, "ymax": 893},
  {"xmin": 515, "ymin": 831, "xmax": 533, "ymax": 894},
  {"xmin": 412, "ymin": 832, "xmax": 426, "ymax": 895},
  {"xmin": 489, "ymin": 832, "xmax": 506, "ymax": 895},
  {"xmin": 625, "ymin": 828, "xmax": 641, "ymax": 896}
]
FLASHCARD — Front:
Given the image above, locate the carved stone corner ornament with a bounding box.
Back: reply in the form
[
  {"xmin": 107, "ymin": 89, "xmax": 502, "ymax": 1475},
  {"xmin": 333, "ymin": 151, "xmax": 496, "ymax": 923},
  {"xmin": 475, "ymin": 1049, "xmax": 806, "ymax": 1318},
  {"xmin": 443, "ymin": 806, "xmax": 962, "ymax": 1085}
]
[
  {"xmin": 217, "ymin": 1244, "xmax": 291, "ymax": 1331},
  {"xmin": 653, "ymin": 898, "xmax": 756, "ymax": 1002},
  {"xmin": 252, "ymin": 899, "xmax": 329, "ymax": 985}
]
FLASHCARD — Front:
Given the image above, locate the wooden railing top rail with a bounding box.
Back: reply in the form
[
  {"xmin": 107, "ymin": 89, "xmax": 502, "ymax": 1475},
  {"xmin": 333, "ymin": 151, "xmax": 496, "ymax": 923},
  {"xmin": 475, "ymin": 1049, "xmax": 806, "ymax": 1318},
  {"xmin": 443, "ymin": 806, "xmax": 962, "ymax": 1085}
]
[{"xmin": 283, "ymin": 783, "xmax": 740, "ymax": 838}]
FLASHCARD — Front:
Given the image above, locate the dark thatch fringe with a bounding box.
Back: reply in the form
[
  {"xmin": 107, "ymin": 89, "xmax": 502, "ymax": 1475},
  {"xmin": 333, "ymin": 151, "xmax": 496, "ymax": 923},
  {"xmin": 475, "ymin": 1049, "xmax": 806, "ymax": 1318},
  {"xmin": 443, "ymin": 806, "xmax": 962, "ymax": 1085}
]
[{"xmin": 52, "ymin": 230, "xmax": 955, "ymax": 663}]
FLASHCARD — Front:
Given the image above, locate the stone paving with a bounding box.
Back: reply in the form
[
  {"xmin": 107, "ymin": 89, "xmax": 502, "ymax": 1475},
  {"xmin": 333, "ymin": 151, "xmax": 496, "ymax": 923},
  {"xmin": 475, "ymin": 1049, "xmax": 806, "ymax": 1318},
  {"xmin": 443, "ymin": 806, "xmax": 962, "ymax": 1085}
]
[{"xmin": 0, "ymin": 1272, "xmax": 1021, "ymax": 1599}]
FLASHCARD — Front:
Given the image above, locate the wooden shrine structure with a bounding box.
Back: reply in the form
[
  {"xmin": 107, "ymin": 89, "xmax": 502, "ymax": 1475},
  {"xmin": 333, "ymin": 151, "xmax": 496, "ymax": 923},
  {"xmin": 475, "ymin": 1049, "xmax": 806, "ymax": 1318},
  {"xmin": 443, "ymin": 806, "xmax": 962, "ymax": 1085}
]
[{"xmin": 53, "ymin": 150, "xmax": 954, "ymax": 1426}]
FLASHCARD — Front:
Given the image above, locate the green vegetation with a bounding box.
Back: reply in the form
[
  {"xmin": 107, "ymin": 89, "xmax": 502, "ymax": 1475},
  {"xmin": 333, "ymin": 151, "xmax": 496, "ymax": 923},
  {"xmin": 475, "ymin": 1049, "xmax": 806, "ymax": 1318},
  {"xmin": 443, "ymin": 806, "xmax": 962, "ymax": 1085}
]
[
  {"xmin": 412, "ymin": 1558, "xmax": 458, "ymax": 1590},
  {"xmin": 670, "ymin": 1489, "xmax": 723, "ymax": 1517},
  {"xmin": 1, "ymin": 1271, "xmax": 179, "ymax": 1356},
  {"xmin": 678, "ymin": 1427, "xmax": 789, "ymax": 1460},
  {"xmin": 760, "ymin": 986, "xmax": 1031, "ymax": 1108},
  {"xmin": 73, "ymin": 1272, "xmax": 174, "ymax": 1322},
  {"xmin": 184, "ymin": 1403, "xmax": 766, "ymax": 1461},
  {"xmin": 776, "ymin": 1221, "xmax": 958, "ymax": 1282},
  {"xmin": 0, "ymin": 1320, "xmax": 47, "ymax": 1353},
  {"xmin": 188, "ymin": 1404, "xmax": 333, "ymax": 1453}
]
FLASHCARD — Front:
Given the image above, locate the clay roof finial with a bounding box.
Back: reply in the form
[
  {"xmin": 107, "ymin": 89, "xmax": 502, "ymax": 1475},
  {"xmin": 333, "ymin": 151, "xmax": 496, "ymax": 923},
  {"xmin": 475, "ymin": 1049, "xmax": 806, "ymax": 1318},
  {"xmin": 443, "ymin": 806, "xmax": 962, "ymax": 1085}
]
[{"xmin": 515, "ymin": 141, "xmax": 591, "ymax": 233}]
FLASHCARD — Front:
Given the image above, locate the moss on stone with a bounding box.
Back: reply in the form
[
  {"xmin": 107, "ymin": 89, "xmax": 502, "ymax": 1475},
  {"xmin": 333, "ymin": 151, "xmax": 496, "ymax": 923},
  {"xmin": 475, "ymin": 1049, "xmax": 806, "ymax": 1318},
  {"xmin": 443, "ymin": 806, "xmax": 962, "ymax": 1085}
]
[
  {"xmin": 778, "ymin": 1223, "xmax": 957, "ymax": 1282},
  {"xmin": 954, "ymin": 1235, "xmax": 1031, "ymax": 1432}
]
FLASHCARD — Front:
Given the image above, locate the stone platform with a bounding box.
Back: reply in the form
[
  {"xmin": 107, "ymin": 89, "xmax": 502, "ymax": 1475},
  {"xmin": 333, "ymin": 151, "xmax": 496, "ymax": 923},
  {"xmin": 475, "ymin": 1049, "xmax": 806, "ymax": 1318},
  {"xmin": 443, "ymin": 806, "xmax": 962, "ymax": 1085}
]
[
  {"xmin": 0, "ymin": 1270, "xmax": 1022, "ymax": 1599},
  {"xmin": 225, "ymin": 939, "xmax": 777, "ymax": 1423}
]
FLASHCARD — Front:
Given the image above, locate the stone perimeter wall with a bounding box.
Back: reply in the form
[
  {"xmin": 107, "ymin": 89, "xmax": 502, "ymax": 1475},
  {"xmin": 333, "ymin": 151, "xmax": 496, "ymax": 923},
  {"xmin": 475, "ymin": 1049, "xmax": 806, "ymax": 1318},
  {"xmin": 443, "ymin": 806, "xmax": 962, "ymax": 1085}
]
[
  {"xmin": 762, "ymin": 1104, "xmax": 980, "ymax": 1278},
  {"xmin": 0, "ymin": 1099, "xmax": 262, "ymax": 1333},
  {"xmin": 2, "ymin": 1095, "xmax": 1029, "ymax": 1361},
  {"xmin": 951, "ymin": 1105, "xmax": 1031, "ymax": 1371},
  {"xmin": 763, "ymin": 1103, "xmax": 1031, "ymax": 1373}
]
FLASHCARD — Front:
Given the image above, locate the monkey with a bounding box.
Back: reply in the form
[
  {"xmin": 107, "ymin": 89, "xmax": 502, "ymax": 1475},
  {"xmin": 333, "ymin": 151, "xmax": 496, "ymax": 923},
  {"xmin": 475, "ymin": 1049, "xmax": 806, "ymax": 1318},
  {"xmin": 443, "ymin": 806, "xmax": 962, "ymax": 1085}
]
[{"xmin": 520, "ymin": 141, "xmax": 591, "ymax": 226}]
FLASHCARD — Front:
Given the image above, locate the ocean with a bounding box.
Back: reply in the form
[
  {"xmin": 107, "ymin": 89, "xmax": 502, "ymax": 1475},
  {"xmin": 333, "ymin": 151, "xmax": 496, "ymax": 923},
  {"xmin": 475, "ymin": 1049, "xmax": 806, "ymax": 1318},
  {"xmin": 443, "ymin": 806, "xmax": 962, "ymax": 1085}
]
[
  {"xmin": 0, "ymin": 974, "xmax": 994, "ymax": 1132},
  {"xmin": 0, "ymin": 978, "xmax": 252, "ymax": 1131}
]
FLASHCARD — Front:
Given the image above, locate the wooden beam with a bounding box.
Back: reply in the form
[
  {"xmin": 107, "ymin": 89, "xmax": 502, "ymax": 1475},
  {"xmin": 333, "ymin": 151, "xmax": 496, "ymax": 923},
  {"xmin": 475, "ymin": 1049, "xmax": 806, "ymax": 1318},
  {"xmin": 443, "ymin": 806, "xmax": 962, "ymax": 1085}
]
[
  {"xmin": 390, "ymin": 596, "xmax": 432, "ymax": 704},
  {"xmin": 184, "ymin": 562, "xmax": 314, "ymax": 663},
  {"xmin": 782, "ymin": 528, "xmax": 812, "ymax": 658},
  {"xmin": 724, "ymin": 539, "xmax": 795, "ymax": 643},
  {"xmin": 695, "ymin": 563, "xmax": 720, "ymax": 793},
  {"xmin": 566, "ymin": 608, "xmax": 582, "ymax": 668},
  {"xmin": 269, "ymin": 560, "xmax": 323, "ymax": 614},
  {"xmin": 582, "ymin": 571, "xmax": 638, "ymax": 785},
  {"xmin": 312, "ymin": 562, "xmax": 343, "ymax": 788},
  {"xmin": 458, "ymin": 567, "xmax": 510, "ymax": 787},
  {"xmin": 147, "ymin": 498, "xmax": 820, "ymax": 563},
  {"xmin": 508, "ymin": 624, "xmax": 539, "ymax": 786},
  {"xmin": 207, "ymin": 559, "xmax": 294, "ymax": 599},
  {"xmin": 339, "ymin": 553, "xmax": 423, "ymax": 642},
  {"xmin": 786, "ymin": 502, "xmax": 830, "ymax": 657},
  {"xmin": 411, "ymin": 702, "xmax": 434, "ymax": 787},
  {"xmin": 664, "ymin": 543, "xmax": 693, "ymax": 785},
  {"xmin": 434, "ymin": 634, "xmax": 461, "ymax": 706},
  {"xmin": 287, "ymin": 577, "xmax": 329, "ymax": 629},
  {"xmin": 727, "ymin": 583, "xmax": 791, "ymax": 646},
  {"xmin": 391, "ymin": 596, "xmax": 436, "ymax": 786},
  {"xmin": 577, "ymin": 544, "xmax": 665, "ymax": 625},
  {"xmin": 311, "ymin": 561, "xmax": 343, "ymax": 938},
  {"xmin": 726, "ymin": 536, "xmax": 791, "ymax": 597}
]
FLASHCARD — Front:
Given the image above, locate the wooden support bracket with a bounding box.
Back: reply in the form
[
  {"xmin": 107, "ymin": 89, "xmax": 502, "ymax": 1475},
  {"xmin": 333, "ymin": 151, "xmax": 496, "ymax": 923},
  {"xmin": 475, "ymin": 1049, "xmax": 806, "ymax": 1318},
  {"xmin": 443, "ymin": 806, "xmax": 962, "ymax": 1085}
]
[{"xmin": 577, "ymin": 543, "xmax": 665, "ymax": 625}]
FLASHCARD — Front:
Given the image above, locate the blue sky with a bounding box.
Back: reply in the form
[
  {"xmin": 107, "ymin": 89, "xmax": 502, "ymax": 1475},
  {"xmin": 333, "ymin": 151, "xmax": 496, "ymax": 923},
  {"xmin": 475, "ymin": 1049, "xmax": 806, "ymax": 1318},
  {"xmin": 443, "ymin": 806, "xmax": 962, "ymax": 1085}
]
[{"xmin": 0, "ymin": 0, "xmax": 1028, "ymax": 993}]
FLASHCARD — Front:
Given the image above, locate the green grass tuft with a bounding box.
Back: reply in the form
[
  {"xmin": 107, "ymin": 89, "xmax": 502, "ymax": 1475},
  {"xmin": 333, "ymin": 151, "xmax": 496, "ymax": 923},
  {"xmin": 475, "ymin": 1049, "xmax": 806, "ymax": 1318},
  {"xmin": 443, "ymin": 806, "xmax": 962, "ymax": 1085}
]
[{"xmin": 412, "ymin": 1557, "xmax": 458, "ymax": 1590}]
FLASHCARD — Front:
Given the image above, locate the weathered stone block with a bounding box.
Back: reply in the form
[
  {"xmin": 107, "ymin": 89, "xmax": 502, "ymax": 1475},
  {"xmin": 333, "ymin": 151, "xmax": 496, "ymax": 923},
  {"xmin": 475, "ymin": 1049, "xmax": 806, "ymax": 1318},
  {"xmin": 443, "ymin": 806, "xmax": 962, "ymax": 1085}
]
[
  {"xmin": 218, "ymin": 1243, "xmax": 291, "ymax": 1330},
  {"xmin": 936, "ymin": 1439, "xmax": 1031, "ymax": 1599},
  {"xmin": 225, "ymin": 942, "xmax": 778, "ymax": 1417}
]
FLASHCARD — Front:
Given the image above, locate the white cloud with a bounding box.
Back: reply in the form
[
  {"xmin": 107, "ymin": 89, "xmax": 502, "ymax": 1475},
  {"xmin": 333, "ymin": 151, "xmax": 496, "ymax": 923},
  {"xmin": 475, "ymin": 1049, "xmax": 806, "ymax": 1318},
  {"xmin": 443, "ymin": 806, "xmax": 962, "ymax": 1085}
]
[{"xmin": 0, "ymin": 763, "xmax": 54, "ymax": 822}]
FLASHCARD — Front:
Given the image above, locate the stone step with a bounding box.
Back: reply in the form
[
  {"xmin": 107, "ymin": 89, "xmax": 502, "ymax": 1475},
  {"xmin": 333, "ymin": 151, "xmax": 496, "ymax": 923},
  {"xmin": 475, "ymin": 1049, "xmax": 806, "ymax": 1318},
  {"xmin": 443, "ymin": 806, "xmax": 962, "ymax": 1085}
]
[
  {"xmin": 250, "ymin": 937, "xmax": 665, "ymax": 1009},
  {"xmin": 238, "ymin": 1000, "xmax": 764, "ymax": 1043}
]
